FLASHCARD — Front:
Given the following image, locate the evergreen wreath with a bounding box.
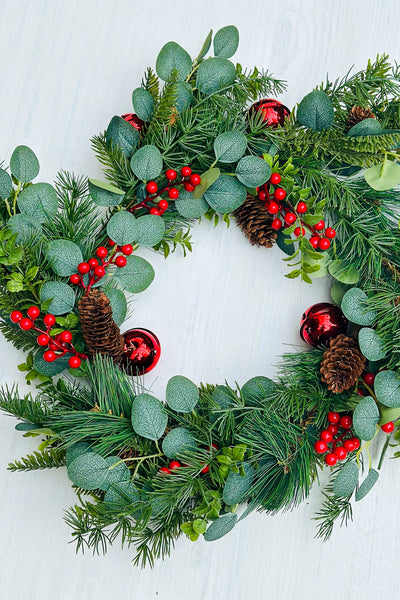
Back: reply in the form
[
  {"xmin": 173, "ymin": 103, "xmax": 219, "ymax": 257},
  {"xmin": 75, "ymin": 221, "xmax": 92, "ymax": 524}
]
[{"xmin": 1, "ymin": 26, "xmax": 400, "ymax": 567}]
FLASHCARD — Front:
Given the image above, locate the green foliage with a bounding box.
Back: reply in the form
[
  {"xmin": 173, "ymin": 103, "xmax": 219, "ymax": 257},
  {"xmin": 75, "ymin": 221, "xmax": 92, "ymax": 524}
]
[
  {"xmin": 222, "ymin": 462, "xmax": 253, "ymax": 505},
  {"xmin": 106, "ymin": 116, "xmax": 139, "ymax": 157},
  {"xmin": 213, "ymin": 25, "xmax": 239, "ymax": 59},
  {"xmin": 213, "ymin": 131, "xmax": 247, "ymax": 163},
  {"xmin": 131, "ymin": 393, "xmax": 168, "ymax": 441},
  {"xmin": 17, "ymin": 183, "xmax": 58, "ymax": 223},
  {"xmin": 348, "ymin": 118, "xmax": 382, "ymax": 136},
  {"xmin": 175, "ymin": 190, "xmax": 209, "ymax": 218},
  {"xmin": 235, "ymin": 155, "xmax": 271, "ymax": 187},
  {"xmin": 364, "ymin": 158, "xmax": 400, "ymax": 191},
  {"xmin": 315, "ymin": 491, "xmax": 353, "ymax": 541},
  {"xmin": 203, "ymin": 513, "xmax": 237, "ymax": 541},
  {"xmin": 104, "ymin": 288, "xmax": 127, "ymax": 327},
  {"xmin": 47, "ymin": 239, "xmax": 83, "ymax": 277},
  {"xmin": 166, "ymin": 375, "xmax": 199, "ymax": 413},
  {"xmin": 353, "ymin": 395, "xmax": 380, "ymax": 441},
  {"xmin": 130, "ymin": 145, "xmax": 163, "ymax": 181},
  {"xmin": 10, "ymin": 145, "xmax": 39, "ymax": 182},
  {"xmin": 374, "ymin": 370, "xmax": 400, "ymax": 408},
  {"xmin": 131, "ymin": 88, "xmax": 155, "ymax": 122},
  {"xmin": 156, "ymin": 41, "xmax": 192, "ymax": 81},
  {"xmin": 0, "ymin": 168, "xmax": 12, "ymax": 199},
  {"xmin": 40, "ymin": 281, "xmax": 76, "ymax": 315},
  {"xmin": 106, "ymin": 211, "xmax": 137, "ymax": 245},
  {"xmin": 162, "ymin": 427, "xmax": 197, "ymax": 459},
  {"xmin": 113, "ymin": 254, "xmax": 155, "ymax": 293},
  {"xmin": 341, "ymin": 287, "xmax": 376, "ymax": 325},
  {"xmin": 204, "ymin": 174, "xmax": 246, "ymax": 213},
  {"xmin": 88, "ymin": 178, "xmax": 125, "ymax": 206},
  {"xmin": 297, "ymin": 90, "xmax": 334, "ymax": 131},
  {"xmin": 132, "ymin": 214, "xmax": 165, "ymax": 247},
  {"xmin": 7, "ymin": 448, "xmax": 66, "ymax": 471},
  {"xmin": 333, "ymin": 461, "xmax": 359, "ymax": 497},
  {"xmin": 358, "ymin": 328, "xmax": 386, "ymax": 361},
  {"xmin": 196, "ymin": 57, "xmax": 236, "ymax": 95},
  {"xmin": 355, "ymin": 469, "xmax": 379, "ymax": 501}
]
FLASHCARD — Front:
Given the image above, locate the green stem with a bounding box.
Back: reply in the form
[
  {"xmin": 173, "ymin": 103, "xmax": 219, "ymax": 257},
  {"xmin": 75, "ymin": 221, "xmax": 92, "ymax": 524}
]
[
  {"xmin": 377, "ymin": 434, "xmax": 391, "ymax": 470},
  {"xmin": 12, "ymin": 182, "xmax": 21, "ymax": 215},
  {"xmin": 4, "ymin": 199, "xmax": 12, "ymax": 217}
]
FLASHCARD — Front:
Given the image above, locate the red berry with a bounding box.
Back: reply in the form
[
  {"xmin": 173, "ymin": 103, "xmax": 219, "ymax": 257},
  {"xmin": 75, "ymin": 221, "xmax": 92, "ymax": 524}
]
[
  {"xmin": 328, "ymin": 411, "xmax": 340, "ymax": 424},
  {"xmin": 267, "ymin": 201, "xmax": 279, "ymax": 214},
  {"xmin": 314, "ymin": 440, "xmax": 328, "ymax": 454},
  {"xmin": 146, "ymin": 181, "xmax": 158, "ymax": 194},
  {"xmin": 206, "ymin": 443, "xmax": 219, "ymax": 451},
  {"xmin": 27, "ymin": 306, "xmax": 40, "ymax": 320},
  {"xmin": 10, "ymin": 311, "xmax": 23, "ymax": 323},
  {"xmin": 78, "ymin": 262, "xmax": 90, "ymax": 274},
  {"xmin": 159, "ymin": 467, "xmax": 171, "ymax": 474},
  {"xmin": 37, "ymin": 333, "xmax": 50, "ymax": 347},
  {"xmin": 115, "ymin": 256, "xmax": 127, "ymax": 268},
  {"xmin": 88, "ymin": 258, "xmax": 99, "ymax": 269},
  {"xmin": 271, "ymin": 218, "xmax": 283, "ymax": 230},
  {"xmin": 328, "ymin": 424, "xmax": 339, "ymax": 436},
  {"xmin": 314, "ymin": 220, "xmax": 325, "ymax": 231},
  {"xmin": 60, "ymin": 331, "xmax": 72, "ymax": 343},
  {"xmin": 168, "ymin": 460, "xmax": 181, "ymax": 470},
  {"xmin": 108, "ymin": 239, "xmax": 116, "ymax": 246},
  {"xmin": 94, "ymin": 266, "xmax": 106, "ymax": 278},
  {"xmin": 318, "ymin": 238, "xmax": 330, "ymax": 250},
  {"xmin": 340, "ymin": 415, "xmax": 352, "ymax": 429},
  {"xmin": 158, "ymin": 199, "xmax": 169, "ymax": 211},
  {"xmin": 344, "ymin": 439, "xmax": 356, "ymax": 452},
  {"xmin": 68, "ymin": 355, "xmax": 81, "ymax": 369},
  {"xmin": 149, "ymin": 207, "xmax": 161, "ymax": 215},
  {"xmin": 325, "ymin": 453, "xmax": 338, "ymax": 466},
  {"xmin": 43, "ymin": 314, "xmax": 56, "ymax": 327},
  {"xmin": 121, "ymin": 244, "xmax": 133, "ymax": 255},
  {"xmin": 201, "ymin": 464, "xmax": 210, "ymax": 474},
  {"xmin": 189, "ymin": 173, "xmax": 201, "ymax": 186},
  {"xmin": 296, "ymin": 202, "xmax": 308, "ymax": 214},
  {"xmin": 181, "ymin": 166, "xmax": 192, "ymax": 177},
  {"xmin": 270, "ymin": 172, "xmax": 281, "ymax": 185},
  {"xmin": 165, "ymin": 169, "xmax": 177, "ymax": 181},
  {"xmin": 168, "ymin": 187, "xmax": 179, "ymax": 199},
  {"xmin": 70, "ymin": 274, "xmax": 80, "ymax": 285},
  {"xmin": 320, "ymin": 430, "xmax": 333, "ymax": 443},
  {"xmin": 325, "ymin": 227, "xmax": 336, "ymax": 239},
  {"xmin": 48, "ymin": 340, "xmax": 59, "ymax": 351},
  {"xmin": 96, "ymin": 246, "xmax": 108, "ymax": 259},
  {"xmin": 309, "ymin": 236, "xmax": 320, "ymax": 249},
  {"xmin": 284, "ymin": 212, "xmax": 296, "ymax": 225},
  {"xmin": 294, "ymin": 226, "xmax": 305, "ymax": 237},
  {"xmin": 43, "ymin": 350, "xmax": 56, "ymax": 362},
  {"xmin": 334, "ymin": 446, "xmax": 347, "ymax": 460},
  {"xmin": 184, "ymin": 182, "xmax": 195, "ymax": 192},
  {"xmin": 381, "ymin": 421, "xmax": 394, "ymax": 433},
  {"xmin": 363, "ymin": 373, "xmax": 375, "ymax": 386},
  {"xmin": 19, "ymin": 318, "xmax": 33, "ymax": 331},
  {"xmin": 274, "ymin": 188, "xmax": 286, "ymax": 201},
  {"xmin": 258, "ymin": 189, "xmax": 267, "ymax": 201},
  {"xmin": 352, "ymin": 437, "xmax": 361, "ymax": 450}
]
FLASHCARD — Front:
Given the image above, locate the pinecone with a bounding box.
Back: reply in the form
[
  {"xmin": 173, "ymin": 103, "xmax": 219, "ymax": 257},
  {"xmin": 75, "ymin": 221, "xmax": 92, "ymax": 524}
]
[
  {"xmin": 347, "ymin": 105, "xmax": 376, "ymax": 130},
  {"xmin": 78, "ymin": 290, "xmax": 125, "ymax": 362},
  {"xmin": 234, "ymin": 194, "xmax": 277, "ymax": 248},
  {"xmin": 320, "ymin": 334, "xmax": 366, "ymax": 393}
]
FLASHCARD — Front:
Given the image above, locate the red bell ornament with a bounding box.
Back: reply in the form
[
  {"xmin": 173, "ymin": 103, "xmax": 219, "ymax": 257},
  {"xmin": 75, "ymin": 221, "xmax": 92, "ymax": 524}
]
[
  {"xmin": 248, "ymin": 98, "xmax": 291, "ymax": 128},
  {"xmin": 121, "ymin": 113, "xmax": 145, "ymax": 133},
  {"xmin": 300, "ymin": 303, "xmax": 348, "ymax": 347},
  {"xmin": 121, "ymin": 328, "xmax": 161, "ymax": 374}
]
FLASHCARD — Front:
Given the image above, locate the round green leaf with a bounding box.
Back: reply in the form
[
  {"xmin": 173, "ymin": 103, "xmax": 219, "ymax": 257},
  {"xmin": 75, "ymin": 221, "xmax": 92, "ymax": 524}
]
[
  {"xmin": 235, "ymin": 155, "xmax": 271, "ymax": 188},
  {"xmin": 353, "ymin": 395, "xmax": 380, "ymax": 441},
  {"xmin": 104, "ymin": 481, "xmax": 140, "ymax": 504},
  {"xmin": 88, "ymin": 179, "xmax": 125, "ymax": 207},
  {"xmin": 328, "ymin": 260, "xmax": 360, "ymax": 285},
  {"xmin": 131, "ymin": 393, "xmax": 168, "ymax": 441},
  {"xmin": 105, "ymin": 288, "xmax": 127, "ymax": 327},
  {"xmin": 204, "ymin": 174, "xmax": 247, "ymax": 213},
  {"xmin": 374, "ymin": 370, "xmax": 400, "ymax": 408},
  {"xmin": 175, "ymin": 81, "xmax": 193, "ymax": 113},
  {"xmin": 341, "ymin": 287, "xmax": 376, "ymax": 326},
  {"xmin": 66, "ymin": 442, "xmax": 92, "ymax": 467},
  {"xmin": 106, "ymin": 211, "xmax": 137, "ymax": 246},
  {"xmin": 132, "ymin": 214, "xmax": 165, "ymax": 247},
  {"xmin": 348, "ymin": 119, "xmax": 382, "ymax": 137},
  {"xmin": 17, "ymin": 183, "xmax": 58, "ymax": 223},
  {"xmin": 47, "ymin": 240, "xmax": 83, "ymax": 277},
  {"xmin": 8, "ymin": 214, "xmax": 41, "ymax": 243},
  {"xmin": 113, "ymin": 255, "xmax": 155, "ymax": 293},
  {"xmin": 40, "ymin": 282, "xmax": 76, "ymax": 315},
  {"xmin": 355, "ymin": 469, "xmax": 379, "ymax": 502},
  {"xmin": 0, "ymin": 168, "xmax": 12, "ymax": 199},
  {"xmin": 331, "ymin": 281, "xmax": 352, "ymax": 306},
  {"xmin": 106, "ymin": 115, "xmax": 139, "ymax": 157},
  {"xmin": 332, "ymin": 460, "xmax": 359, "ymax": 497},
  {"xmin": 214, "ymin": 131, "xmax": 247, "ymax": 164},
  {"xmin": 364, "ymin": 159, "xmax": 400, "ymax": 191},
  {"xmin": 156, "ymin": 41, "xmax": 192, "ymax": 81},
  {"xmin": 196, "ymin": 57, "xmax": 236, "ymax": 95},
  {"xmin": 213, "ymin": 25, "xmax": 239, "ymax": 58},
  {"xmin": 130, "ymin": 145, "xmax": 163, "ymax": 181},
  {"xmin": 241, "ymin": 376, "xmax": 276, "ymax": 403},
  {"xmin": 297, "ymin": 90, "xmax": 334, "ymax": 132},
  {"xmin": 103, "ymin": 456, "xmax": 131, "ymax": 489},
  {"xmin": 15, "ymin": 422, "xmax": 39, "ymax": 431},
  {"xmin": 212, "ymin": 385, "xmax": 235, "ymax": 409},
  {"xmin": 358, "ymin": 328, "xmax": 387, "ymax": 361},
  {"xmin": 166, "ymin": 375, "xmax": 199, "ymax": 413},
  {"xmin": 10, "ymin": 145, "xmax": 39, "ymax": 182},
  {"xmin": 162, "ymin": 427, "xmax": 197, "ymax": 459},
  {"xmin": 175, "ymin": 189, "xmax": 209, "ymax": 218},
  {"xmin": 223, "ymin": 463, "xmax": 253, "ymax": 505},
  {"xmin": 131, "ymin": 88, "xmax": 155, "ymax": 122},
  {"xmin": 204, "ymin": 513, "xmax": 237, "ymax": 541},
  {"xmin": 33, "ymin": 351, "xmax": 70, "ymax": 377},
  {"xmin": 67, "ymin": 452, "xmax": 108, "ymax": 490}
]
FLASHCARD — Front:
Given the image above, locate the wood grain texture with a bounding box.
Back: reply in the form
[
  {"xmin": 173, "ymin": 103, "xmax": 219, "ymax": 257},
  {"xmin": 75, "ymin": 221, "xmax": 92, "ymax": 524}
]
[{"xmin": 0, "ymin": 1, "xmax": 400, "ymax": 598}]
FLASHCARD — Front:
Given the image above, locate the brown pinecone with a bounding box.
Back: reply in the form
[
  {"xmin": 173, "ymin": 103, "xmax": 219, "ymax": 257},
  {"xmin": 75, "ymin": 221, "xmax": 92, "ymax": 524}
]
[
  {"xmin": 234, "ymin": 194, "xmax": 277, "ymax": 248},
  {"xmin": 78, "ymin": 290, "xmax": 125, "ymax": 362},
  {"xmin": 320, "ymin": 334, "xmax": 366, "ymax": 393},
  {"xmin": 347, "ymin": 105, "xmax": 376, "ymax": 130}
]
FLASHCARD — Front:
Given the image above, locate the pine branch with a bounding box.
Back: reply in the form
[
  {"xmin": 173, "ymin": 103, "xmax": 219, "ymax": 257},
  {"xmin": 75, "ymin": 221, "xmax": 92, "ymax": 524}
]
[
  {"xmin": 142, "ymin": 67, "xmax": 159, "ymax": 102},
  {"xmin": 0, "ymin": 384, "xmax": 53, "ymax": 425},
  {"xmin": 8, "ymin": 448, "xmax": 66, "ymax": 471},
  {"xmin": 314, "ymin": 491, "xmax": 353, "ymax": 541}
]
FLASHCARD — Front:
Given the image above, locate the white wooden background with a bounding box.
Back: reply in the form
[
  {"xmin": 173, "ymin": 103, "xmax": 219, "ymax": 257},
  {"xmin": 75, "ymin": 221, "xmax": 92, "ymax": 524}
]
[{"xmin": 0, "ymin": 1, "xmax": 399, "ymax": 598}]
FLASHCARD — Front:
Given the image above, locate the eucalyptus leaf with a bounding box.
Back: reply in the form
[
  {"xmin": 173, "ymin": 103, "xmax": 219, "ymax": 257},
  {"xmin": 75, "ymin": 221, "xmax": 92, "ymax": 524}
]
[
  {"xmin": 104, "ymin": 481, "xmax": 140, "ymax": 504},
  {"xmin": 130, "ymin": 145, "xmax": 163, "ymax": 181},
  {"xmin": 106, "ymin": 211, "xmax": 137, "ymax": 245},
  {"xmin": 328, "ymin": 260, "xmax": 360, "ymax": 285},
  {"xmin": 40, "ymin": 282, "xmax": 76, "ymax": 316},
  {"xmin": 67, "ymin": 452, "xmax": 109, "ymax": 491},
  {"xmin": 297, "ymin": 90, "xmax": 334, "ymax": 131},
  {"xmin": 196, "ymin": 57, "xmax": 236, "ymax": 95},
  {"xmin": 175, "ymin": 189, "xmax": 209, "ymax": 218},
  {"xmin": 131, "ymin": 88, "xmax": 155, "ymax": 122},
  {"xmin": 204, "ymin": 174, "xmax": 246, "ymax": 213},
  {"xmin": 132, "ymin": 214, "xmax": 165, "ymax": 247},
  {"xmin": 192, "ymin": 167, "xmax": 220, "ymax": 199},
  {"xmin": 353, "ymin": 395, "xmax": 380, "ymax": 441},
  {"xmin": 348, "ymin": 119, "xmax": 382, "ymax": 137},
  {"xmin": 214, "ymin": 131, "xmax": 247, "ymax": 164},
  {"xmin": 358, "ymin": 328, "xmax": 387, "ymax": 361},
  {"xmin": 17, "ymin": 183, "xmax": 58, "ymax": 223},
  {"xmin": 105, "ymin": 288, "xmax": 127, "ymax": 326},
  {"xmin": 10, "ymin": 145, "xmax": 39, "ymax": 182},
  {"xmin": 332, "ymin": 461, "xmax": 359, "ymax": 497},
  {"xmin": 88, "ymin": 179, "xmax": 125, "ymax": 207},
  {"xmin": 103, "ymin": 456, "xmax": 131, "ymax": 488},
  {"xmin": 341, "ymin": 287, "xmax": 376, "ymax": 326},
  {"xmin": 196, "ymin": 29, "xmax": 212, "ymax": 61},
  {"xmin": 66, "ymin": 442, "xmax": 92, "ymax": 467},
  {"xmin": 106, "ymin": 115, "xmax": 139, "ymax": 156},
  {"xmin": 156, "ymin": 41, "xmax": 192, "ymax": 81},
  {"xmin": 8, "ymin": 214, "xmax": 41, "ymax": 243},
  {"xmin": 175, "ymin": 81, "xmax": 193, "ymax": 113},
  {"xmin": 378, "ymin": 404, "xmax": 400, "ymax": 426},
  {"xmin": 364, "ymin": 159, "xmax": 400, "ymax": 191},
  {"xmin": 161, "ymin": 427, "xmax": 197, "ymax": 459},
  {"xmin": 33, "ymin": 352, "xmax": 70, "ymax": 377},
  {"xmin": 235, "ymin": 155, "xmax": 271, "ymax": 188},
  {"xmin": 0, "ymin": 168, "xmax": 12, "ymax": 199},
  {"xmin": 355, "ymin": 469, "xmax": 379, "ymax": 501},
  {"xmin": 47, "ymin": 240, "xmax": 83, "ymax": 277},
  {"xmin": 241, "ymin": 376, "xmax": 276, "ymax": 403},
  {"xmin": 213, "ymin": 25, "xmax": 239, "ymax": 58},
  {"xmin": 212, "ymin": 385, "xmax": 236, "ymax": 410},
  {"xmin": 166, "ymin": 375, "xmax": 199, "ymax": 413},
  {"xmin": 114, "ymin": 255, "xmax": 155, "ymax": 293},
  {"xmin": 374, "ymin": 370, "xmax": 400, "ymax": 408},
  {"xmin": 223, "ymin": 463, "xmax": 253, "ymax": 505},
  {"xmin": 204, "ymin": 513, "xmax": 237, "ymax": 541},
  {"xmin": 131, "ymin": 393, "xmax": 168, "ymax": 441},
  {"xmin": 330, "ymin": 281, "xmax": 351, "ymax": 306}
]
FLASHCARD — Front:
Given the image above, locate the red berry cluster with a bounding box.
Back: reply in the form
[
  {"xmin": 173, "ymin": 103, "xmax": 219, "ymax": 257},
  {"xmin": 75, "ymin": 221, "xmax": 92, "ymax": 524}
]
[
  {"xmin": 361, "ymin": 373, "xmax": 395, "ymax": 433},
  {"xmin": 10, "ymin": 307, "xmax": 87, "ymax": 368},
  {"xmin": 158, "ymin": 444, "xmax": 218, "ymax": 475},
  {"xmin": 258, "ymin": 173, "xmax": 336, "ymax": 250},
  {"xmin": 314, "ymin": 411, "xmax": 360, "ymax": 466},
  {"xmin": 69, "ymin": 241, "xmax": 132, "ymax": 294},
  {"xmin": 130, "ymin": 166, "xmax": 201, "ymax": 215}
]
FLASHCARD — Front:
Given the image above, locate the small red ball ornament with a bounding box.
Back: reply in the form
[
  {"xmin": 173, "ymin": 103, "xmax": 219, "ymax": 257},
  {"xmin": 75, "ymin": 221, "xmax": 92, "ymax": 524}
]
[
  {"xmin": 121, "ymin": 328, "xmax": 161, "ymax": 374},
  {"xmin": 300, "ymin": 302, "xmax": 348, "ymax": 347},
  {"xmin": 248, "ymin": 98, "xmax": 291, "ymax": 128},
  {"xmin": 121, "ymin": 113, "xmax": 144, "ymax": 132}
]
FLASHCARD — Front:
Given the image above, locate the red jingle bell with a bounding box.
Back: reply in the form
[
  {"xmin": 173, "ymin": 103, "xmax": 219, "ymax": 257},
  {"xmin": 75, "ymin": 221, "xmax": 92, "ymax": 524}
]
[
  {"xmin": 248, "ymin": 98, "xmax": 291, "ymax": 128},
  {"xmin": 121, "ymin": 113, "xmax": 145, "ymax": 133},
  {"xmin": 300, "ymin": 302, "xmax": 348, "ymax": 347},
  {"xmin": 121, "ymin": 328, "xmax": 161, "ymax": 374}
]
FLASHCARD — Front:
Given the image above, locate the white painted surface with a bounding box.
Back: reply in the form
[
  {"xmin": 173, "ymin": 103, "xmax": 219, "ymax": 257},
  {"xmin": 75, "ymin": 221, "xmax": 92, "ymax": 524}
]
[{"xmin": 0, "ymin": 1, "xmax": 399, "ymax": 598}]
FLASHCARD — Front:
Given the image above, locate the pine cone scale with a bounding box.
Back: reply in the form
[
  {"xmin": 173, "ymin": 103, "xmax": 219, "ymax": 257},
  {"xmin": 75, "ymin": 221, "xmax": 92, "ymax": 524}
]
[
  {"xmin": 234, "ymin": 194, "xmax": 277, "ymax": 248},
  {"xmin": 347, "ymin": 105, "xmax": 376, "ymax": 130},
  {"xmin": 320, "ymin": 334, "xmax": 365, "ymax": 393}
]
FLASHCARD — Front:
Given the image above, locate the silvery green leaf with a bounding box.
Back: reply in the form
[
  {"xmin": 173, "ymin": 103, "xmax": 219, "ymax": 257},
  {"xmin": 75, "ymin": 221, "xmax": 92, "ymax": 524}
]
[
  {"xmin": 156, "ymin": 41, "xmax": 192, "ymax": 81},
  {"xmin": 106, "ymin": 115, "xmax": 139, "ymax": 157},
  {"xmin": 353, "ymin": 396, "xmax": 380, "ymax": 440},
  {"xmin": 47, "ymin": 240, "xmax": 83, "ymax": 277},
  {"xmin": 106, "ymin": 211, "xmax": 137, "ymax": 245},
  {"xmin": 88, "ymin": 179, "xmax": 125, "ymax": 207},
  {"xmin": 131, "ymin": 393, "xmax": 168, "ymax": 441},
  {"xmin": 131, "ymin": 88, "xmax": 155, "ymax": 121},
  {"xmin": 175, "ymin": 189, "xmax": 209, "ymax": 218},
  {"xmin": 166, "ymin": 375, "xmax": 199, "ymax": 413},
  {"xmin": 204, "ymin": 513, "xmax": 237, "ymax": 541},
  {"xmin": 213, "ymin": 25, "xmax": 239, "ymax": 58},
  {"xmin": 10, "ymin": 145, "xmax": 39, "ymax": 182},
  {"xmin": 214, "ymin": 131, "xmax": 247, "ymax": 163},
  {"xmin": 40, "ymin": 282, "xmax": 76, "ymax": 315},
  {"xmin": 223, "ymin": 463, "xmax": 253, "ymax": 505},
  {"xmin": 130, "ymin": 145, "xmax": 163, "ymax": 181},
  {"xmin": 332, "ymin": 461, "xmax": 359, "ymax": 497},
  {"xmin": 113, "ymin": 255, "xmax": 155, "ymax": 293},
  {"xmin": 105, "ymin": 288, "xmax": 127, "ymax": 326},
  {"xmin": 162, "ymin": 427, "xmax": 197, "ymax": 459},
  {"xmin": 374, "ymin": 370, "xmax": 400, "ymax": 408},
  {"xmin": 0, "ymin": 168, "xmax": 12, "ymax": 199},
  {"xmin": 341, "ymin": 287, "xmax": 376, "ymax": 326},
  {"xmin": 358, "ymin": 328, "xmax": 387, "ymax": 361},
  {"xmin": 196, "ymin": 58, "xmax": 236, "ymax": 95},
  {"xmin": 17, "ymin": 183, "xmax": 58, "ymax": 223},
  {"xmin": 204, "ymin": 174, "xmax": 246, "ymax": 213}
]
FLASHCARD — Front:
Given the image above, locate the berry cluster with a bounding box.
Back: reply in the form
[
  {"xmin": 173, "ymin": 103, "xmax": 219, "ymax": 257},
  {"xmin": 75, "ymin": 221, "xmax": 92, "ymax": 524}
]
[
  {"xmin": 159, "ymin": 444, "xmax": 218, "ymax": 475},
  {"xmin": 69, "ymin": 241, "xmax": 132, "ymax": 294},
  {"xmin": 257, "ymin": 173, "xmax": 336, "ymax": 250},
  {"xmin": 361, "ymin": 372, "xmax": 395, "ymax": 433},
  {"xmin": 129, "ymin": 166, "xmax": 201, "ymax": 215},
  {"xmin": 10, "ymin": 307, "xmax": 87, "ymax": 368},
  {"xmin": 314, "ymin": 411, "xmax": 360, "ymax": 466}
]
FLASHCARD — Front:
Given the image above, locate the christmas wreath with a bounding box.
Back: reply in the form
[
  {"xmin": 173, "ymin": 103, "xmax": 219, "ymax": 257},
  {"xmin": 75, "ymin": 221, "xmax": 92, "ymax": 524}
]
[{"xmin": 1, "ymin": 26, "xmax": 400, "ymax": 567}]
